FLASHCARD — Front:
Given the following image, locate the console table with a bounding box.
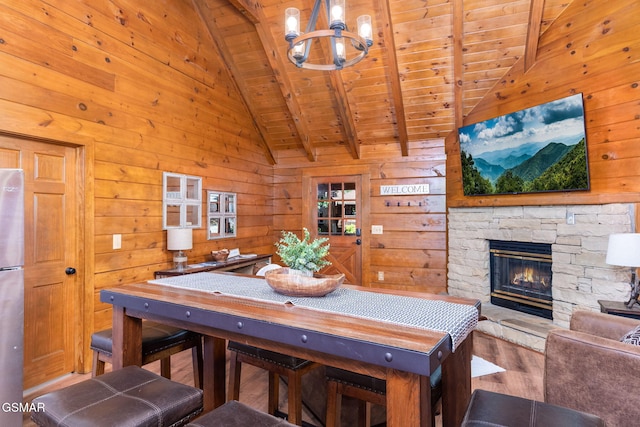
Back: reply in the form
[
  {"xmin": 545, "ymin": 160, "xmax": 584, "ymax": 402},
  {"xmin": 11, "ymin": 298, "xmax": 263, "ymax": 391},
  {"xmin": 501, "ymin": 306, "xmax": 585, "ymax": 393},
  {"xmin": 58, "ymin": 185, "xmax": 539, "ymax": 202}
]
[
  {"xmin": 154, "ymin": 254, "xmax": 271, "ymax": 278},
  {"xmin": 598, "ymin": 299, "xmax": 640, "ymax": 320}
]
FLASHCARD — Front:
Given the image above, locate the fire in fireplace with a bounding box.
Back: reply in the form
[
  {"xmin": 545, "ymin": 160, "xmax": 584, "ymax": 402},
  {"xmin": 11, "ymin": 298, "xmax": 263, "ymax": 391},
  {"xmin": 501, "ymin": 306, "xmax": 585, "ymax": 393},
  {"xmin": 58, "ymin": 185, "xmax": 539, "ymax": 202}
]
[{"xmin": 489, "ymin": 240, "xmax": 553, "ymax": 319}]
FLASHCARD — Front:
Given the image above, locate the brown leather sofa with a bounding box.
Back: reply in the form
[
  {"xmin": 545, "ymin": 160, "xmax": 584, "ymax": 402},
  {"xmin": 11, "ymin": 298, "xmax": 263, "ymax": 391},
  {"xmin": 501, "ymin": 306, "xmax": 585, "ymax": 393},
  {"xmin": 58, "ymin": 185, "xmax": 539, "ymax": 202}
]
[{"xmin": 545, "ymin": 310, "xmax": 640, "ymax": 427}]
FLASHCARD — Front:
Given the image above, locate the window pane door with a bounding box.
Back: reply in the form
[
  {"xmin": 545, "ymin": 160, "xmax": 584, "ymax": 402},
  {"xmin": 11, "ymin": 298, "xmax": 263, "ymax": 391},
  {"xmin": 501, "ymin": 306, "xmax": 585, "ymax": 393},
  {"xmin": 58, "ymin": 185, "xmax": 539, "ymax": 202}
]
[{"xmin": 311, "ymin": 176, "xmax": 361, "ymax": 285}]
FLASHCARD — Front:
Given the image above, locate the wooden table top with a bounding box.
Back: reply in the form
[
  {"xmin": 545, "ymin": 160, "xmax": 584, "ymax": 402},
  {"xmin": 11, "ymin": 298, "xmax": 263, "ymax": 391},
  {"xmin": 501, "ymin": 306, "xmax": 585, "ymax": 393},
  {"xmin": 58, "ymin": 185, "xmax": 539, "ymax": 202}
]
[{"xmin": 102, "ymin": 279, "xmax": 480, "ymax": 376}]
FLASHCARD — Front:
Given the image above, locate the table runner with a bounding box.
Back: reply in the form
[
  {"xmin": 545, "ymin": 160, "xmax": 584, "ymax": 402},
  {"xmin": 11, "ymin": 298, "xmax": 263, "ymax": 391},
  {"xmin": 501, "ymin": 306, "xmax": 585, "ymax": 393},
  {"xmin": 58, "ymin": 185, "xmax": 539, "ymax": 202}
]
[{"xmin": 148, "ymin": 272, "xmax": 478, "ymax": 351}]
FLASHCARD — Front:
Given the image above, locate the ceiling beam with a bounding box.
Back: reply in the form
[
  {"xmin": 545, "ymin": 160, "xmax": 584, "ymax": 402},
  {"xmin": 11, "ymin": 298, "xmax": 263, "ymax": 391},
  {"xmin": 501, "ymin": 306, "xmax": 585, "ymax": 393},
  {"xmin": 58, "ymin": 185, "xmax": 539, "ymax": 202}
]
[
  {"xmin": 192, "ymin": 0, "xmax": 276, "ymax": 164},
  {"xmin": 524, "ymin": 0, "xmax": 545, "ymax": 72},
  {"xmin": 225, "ymin": 0, "xmax": 260, "ymax": 24},
  {"xmin": 314, "ymin": 12, "xmax": 360, "ymax": 159},
  {"xmin": 330, "ymin": 71, "xmax": 360, "ymax": 159},
  {"xmin": 377, "ymin": 0, "xmax": 409, "ymax": 156},
  {"xmin": 227, "ymin": 0, "xmax": 317, "ymax": 161}
]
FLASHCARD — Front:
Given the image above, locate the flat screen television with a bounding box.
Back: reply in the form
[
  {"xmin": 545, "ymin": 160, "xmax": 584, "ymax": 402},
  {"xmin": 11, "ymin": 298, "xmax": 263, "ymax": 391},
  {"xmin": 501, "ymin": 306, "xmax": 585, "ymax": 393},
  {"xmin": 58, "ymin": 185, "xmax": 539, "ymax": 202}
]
[{"xmin": 458, "ymin": 93, "xmax": 590, "ymax": 196}]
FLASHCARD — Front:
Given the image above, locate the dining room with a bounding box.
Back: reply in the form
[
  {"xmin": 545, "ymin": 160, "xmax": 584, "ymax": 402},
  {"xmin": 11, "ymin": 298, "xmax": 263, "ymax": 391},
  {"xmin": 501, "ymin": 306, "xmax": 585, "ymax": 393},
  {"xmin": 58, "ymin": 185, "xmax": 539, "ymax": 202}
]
[{"xmin": 1, "ymin": 0, "xmax": 639, "ymax": 425}]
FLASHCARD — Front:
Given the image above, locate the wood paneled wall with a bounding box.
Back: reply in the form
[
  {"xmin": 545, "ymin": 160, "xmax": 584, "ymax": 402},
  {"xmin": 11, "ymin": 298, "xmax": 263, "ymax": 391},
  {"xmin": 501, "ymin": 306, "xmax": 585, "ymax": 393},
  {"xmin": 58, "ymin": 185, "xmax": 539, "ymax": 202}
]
[
  {"xmin": 273, "ymin": 140, "xmax": 448, "ymax": 293},
  {"xmin": 0, "ymin": 0, "xmax": 273, "ymax": 370},
  {"xmin": 446, "ymin": 0, "xmax": 640, "ymax": 207}
]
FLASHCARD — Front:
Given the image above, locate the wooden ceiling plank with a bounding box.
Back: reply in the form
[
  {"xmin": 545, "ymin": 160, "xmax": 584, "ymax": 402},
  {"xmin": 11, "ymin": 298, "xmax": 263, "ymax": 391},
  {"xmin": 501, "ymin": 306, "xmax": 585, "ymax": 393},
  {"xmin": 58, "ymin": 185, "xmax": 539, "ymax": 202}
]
[
  {"xmin": 524, "ymin": 0, "xmax": 545, "ymax": 72},
  {"xmin": 378, "ymin": 0, "xmax": 409, "ymax": 156},
  {"xmin": 192, "ymin": 0, "xmax": 277, "ymax": 164},
  {"xmin": 193, "ymin": 0, "xmax": 571, "ymax": 163},
  {"xmin": 254, "ymin": 23, "xmax": 317, "ymax": 161},
  {"xmin": 229, "ymin": 0, "xmax": 316, "ymax": 161}
]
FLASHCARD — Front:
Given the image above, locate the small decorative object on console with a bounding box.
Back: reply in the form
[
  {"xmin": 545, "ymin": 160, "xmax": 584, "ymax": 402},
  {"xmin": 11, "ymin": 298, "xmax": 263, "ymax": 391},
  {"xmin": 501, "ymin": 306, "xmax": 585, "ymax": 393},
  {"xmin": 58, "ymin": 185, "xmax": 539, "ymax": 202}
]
[{"xmin": 211, "ymin": 249, "xmax": 230, "ymax": 262}]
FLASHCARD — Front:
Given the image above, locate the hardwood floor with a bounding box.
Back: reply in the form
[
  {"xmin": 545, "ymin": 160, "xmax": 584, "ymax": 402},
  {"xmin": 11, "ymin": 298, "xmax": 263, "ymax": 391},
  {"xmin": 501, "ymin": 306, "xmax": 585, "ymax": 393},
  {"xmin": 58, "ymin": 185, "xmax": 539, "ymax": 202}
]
[
  {"xmin": 471, "ymin": 331, "xmax": 544, "ymax": 401},
  {"xmin": 22, "ymin": 332, "xmax": 544, "ymax": 426}
]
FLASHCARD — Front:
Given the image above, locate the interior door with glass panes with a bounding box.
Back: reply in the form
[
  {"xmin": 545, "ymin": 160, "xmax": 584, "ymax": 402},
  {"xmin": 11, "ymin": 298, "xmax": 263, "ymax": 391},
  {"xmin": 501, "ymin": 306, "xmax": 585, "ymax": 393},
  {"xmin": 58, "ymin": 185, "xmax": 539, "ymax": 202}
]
[{"xmin": 311, "ymin": 176, "xmax": 362, "ymax": 285}]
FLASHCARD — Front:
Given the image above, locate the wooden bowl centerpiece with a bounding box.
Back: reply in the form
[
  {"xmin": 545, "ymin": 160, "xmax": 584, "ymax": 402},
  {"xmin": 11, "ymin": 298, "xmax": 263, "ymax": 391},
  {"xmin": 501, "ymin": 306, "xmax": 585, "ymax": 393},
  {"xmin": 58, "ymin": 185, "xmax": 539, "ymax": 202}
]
[
  {"xmin": 264, "ymin": 267, "xmax": 345, "ymax": 297},
  {"xmin": 271, "ymin": 228, "xmax": 339, "ymax": 296},
  {"xmin": 211, "ymin": 249, "xmax": 230, "ymax": 262}
]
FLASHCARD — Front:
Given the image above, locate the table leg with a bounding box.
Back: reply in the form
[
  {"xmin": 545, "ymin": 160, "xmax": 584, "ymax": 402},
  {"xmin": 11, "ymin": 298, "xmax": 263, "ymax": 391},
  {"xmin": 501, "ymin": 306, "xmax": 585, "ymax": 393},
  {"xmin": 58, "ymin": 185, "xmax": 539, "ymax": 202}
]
[
  {"xmin": 386, "ymin": 368, "xmax": 422, "ymax": 426},
  {"xmin": 441, "ymin": 333, "xmax": 473, "ymax": 427},
  {"xmin": 111, "ymin": 306, "xmax": 142, "ymax": 369},
  {"xmin": 202, "ymin": 336, "xmax": 226, "ymax": 412}
]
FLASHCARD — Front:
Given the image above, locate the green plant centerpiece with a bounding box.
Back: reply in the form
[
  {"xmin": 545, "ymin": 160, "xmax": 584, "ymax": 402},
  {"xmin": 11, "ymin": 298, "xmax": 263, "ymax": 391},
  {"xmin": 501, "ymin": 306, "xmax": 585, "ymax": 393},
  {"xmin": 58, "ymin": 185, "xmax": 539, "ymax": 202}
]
[
  {"xmin": 275, "ymin": 228, "xmax": 331, "ymax": 275},
  {"xmin": 267, "ymin": 228, "xmax": 344, "ymax": 297}
]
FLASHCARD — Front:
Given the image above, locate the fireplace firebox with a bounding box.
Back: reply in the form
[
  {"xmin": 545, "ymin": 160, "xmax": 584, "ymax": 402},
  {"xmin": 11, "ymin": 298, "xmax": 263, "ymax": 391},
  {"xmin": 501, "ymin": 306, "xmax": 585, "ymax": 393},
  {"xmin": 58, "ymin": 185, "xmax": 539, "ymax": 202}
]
[{"xmin": 489, "ymin": 240, "xmax": 553, "ymax": 319}]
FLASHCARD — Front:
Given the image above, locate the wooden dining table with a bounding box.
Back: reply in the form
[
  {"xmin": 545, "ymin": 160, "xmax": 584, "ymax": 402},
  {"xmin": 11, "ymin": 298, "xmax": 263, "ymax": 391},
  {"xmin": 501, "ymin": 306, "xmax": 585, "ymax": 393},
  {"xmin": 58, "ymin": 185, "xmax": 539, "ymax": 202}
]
[{"xmin": 101, "ymin": 272, "xmax": 480, "ymax": 427}]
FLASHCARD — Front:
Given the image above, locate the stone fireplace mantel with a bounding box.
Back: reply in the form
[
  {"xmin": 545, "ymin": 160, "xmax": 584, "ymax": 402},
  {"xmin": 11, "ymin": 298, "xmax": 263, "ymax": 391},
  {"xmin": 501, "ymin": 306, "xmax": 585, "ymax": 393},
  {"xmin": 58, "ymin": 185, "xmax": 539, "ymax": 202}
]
[{"xmin": 447, "ymin": 203, "xmax": 636, "ymax": 350}]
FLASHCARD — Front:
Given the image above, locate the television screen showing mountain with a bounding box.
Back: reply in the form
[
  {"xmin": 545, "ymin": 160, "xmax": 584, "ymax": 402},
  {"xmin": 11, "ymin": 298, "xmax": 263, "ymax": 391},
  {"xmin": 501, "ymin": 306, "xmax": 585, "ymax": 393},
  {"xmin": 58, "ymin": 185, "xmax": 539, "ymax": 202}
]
[{"xmin": 458, "ymin": 93, "xmax": 590, "ymax": 196}]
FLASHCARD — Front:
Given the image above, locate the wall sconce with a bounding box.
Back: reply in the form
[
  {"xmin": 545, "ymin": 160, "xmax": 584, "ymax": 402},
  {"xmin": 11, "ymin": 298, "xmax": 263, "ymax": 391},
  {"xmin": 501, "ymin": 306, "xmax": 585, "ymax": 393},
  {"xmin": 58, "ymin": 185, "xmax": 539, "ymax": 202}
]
[
  {"xmin": 606, "ymin": 233, "xmax": 640, "ymax": 308},
  {"xmin": 167, "ymin": 228, "xmax": 193, "ymax": 271}
]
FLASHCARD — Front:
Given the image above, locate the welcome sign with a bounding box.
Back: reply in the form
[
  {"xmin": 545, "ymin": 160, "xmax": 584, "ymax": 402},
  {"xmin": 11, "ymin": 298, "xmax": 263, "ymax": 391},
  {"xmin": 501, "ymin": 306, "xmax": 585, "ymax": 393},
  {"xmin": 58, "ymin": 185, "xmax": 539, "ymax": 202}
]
[{"xmin": 380, "ymin": 184, "xmax": 430, "ymax": 195}]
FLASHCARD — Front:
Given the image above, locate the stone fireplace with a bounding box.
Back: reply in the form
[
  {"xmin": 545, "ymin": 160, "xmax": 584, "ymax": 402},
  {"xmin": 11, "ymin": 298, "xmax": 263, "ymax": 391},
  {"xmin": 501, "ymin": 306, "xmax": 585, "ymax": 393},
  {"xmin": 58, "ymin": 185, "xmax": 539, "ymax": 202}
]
[{"xmin": 447, "ymin": 203, "xmax": 635, "ymax": 351}]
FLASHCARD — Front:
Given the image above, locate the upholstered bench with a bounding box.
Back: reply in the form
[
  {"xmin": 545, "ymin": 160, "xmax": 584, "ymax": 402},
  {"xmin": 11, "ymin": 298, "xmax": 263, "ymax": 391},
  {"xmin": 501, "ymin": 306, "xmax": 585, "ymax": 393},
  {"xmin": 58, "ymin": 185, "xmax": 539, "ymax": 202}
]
[
  {"xmin": 31, "ymin": 366, "xmax": 203, "ymax": 427},
  {"xmin": 461, "ymin": 389, "xmax": 605, "ymax": 427},
  {"xmin": 187, "ymin": 400, "xmax": 295, "ymax": 426}
]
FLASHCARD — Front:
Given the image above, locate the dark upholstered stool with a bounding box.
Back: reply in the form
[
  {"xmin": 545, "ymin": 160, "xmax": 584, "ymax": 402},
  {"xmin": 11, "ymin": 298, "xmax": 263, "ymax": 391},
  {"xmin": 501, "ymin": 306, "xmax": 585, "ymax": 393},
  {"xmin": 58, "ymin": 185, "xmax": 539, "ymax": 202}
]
[
  {"xmin": 186, "ymin": 400, "xmax": 295, "ymax": 426},
  {"xmin": 325, "ymin": 365, "xmax": 442, "ymax": 427},
  {"xmin": 227, "ymin": 341, "xmax": 320, "ymax": 426},
  {"xmin": 462, "ymin": 389, "xmax": 606, "ymax": 427},
  {"xmin": 31, "ymin": 365, "xmax": 203, "ymax": 427},
  {"xmin": 91, "ymin": 320, "xmax": 203, "ymax": 388}
]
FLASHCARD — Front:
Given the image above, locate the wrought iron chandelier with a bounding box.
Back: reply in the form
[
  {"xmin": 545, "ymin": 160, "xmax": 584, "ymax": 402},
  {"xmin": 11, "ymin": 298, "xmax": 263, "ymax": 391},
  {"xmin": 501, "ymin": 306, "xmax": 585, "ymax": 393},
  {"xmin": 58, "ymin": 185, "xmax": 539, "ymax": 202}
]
[{"xmin": 284, "ymin": 0, "xmax": 373, "ymax": 71}]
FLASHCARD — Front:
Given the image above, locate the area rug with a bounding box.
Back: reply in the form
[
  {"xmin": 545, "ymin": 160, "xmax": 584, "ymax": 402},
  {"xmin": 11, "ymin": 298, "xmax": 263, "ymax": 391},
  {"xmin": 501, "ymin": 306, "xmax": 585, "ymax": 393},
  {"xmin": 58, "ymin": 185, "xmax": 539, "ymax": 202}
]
[{"xmin": 471, "ymin": 355, "xmax": 506, "ymax": 378}]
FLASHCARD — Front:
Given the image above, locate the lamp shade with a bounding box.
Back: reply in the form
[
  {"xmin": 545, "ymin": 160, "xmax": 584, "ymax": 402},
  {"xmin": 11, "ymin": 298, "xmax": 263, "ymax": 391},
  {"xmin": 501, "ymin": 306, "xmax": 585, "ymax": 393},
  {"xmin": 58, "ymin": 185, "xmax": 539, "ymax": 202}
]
[
  {"xmin": 167, "ymin": 228, "xmax": 192, "ymax": 251},
  {"xmin": 606, "ymin": 233, "xmax": 640, "ymax": 267}
]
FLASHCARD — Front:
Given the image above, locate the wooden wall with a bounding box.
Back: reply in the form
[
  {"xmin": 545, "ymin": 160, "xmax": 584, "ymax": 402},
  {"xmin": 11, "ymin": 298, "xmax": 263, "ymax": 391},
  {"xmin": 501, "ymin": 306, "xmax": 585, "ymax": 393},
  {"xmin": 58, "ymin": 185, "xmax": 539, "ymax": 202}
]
[
  {"xmin": 0, "ymin": 0, "xmax": 273, "ymax": 370},
  {"xmin": 446, "ymin": 0, "xmax": 640, "ymax": 208},
  {"xmin": 273, "ymin": 140, "xmax": 448, "ymax": 293}
]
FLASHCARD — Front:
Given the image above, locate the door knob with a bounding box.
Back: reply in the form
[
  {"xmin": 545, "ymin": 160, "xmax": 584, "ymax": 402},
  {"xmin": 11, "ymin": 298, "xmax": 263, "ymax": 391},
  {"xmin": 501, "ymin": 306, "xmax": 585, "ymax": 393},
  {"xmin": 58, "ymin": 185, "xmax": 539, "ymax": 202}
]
[
  {"xmin": 65, "ymin": 267, "xmax": 76, "ymax": 275},
  {"xmin": 355, "ymin": 239, "xmax": 362, "ymax": 245}
]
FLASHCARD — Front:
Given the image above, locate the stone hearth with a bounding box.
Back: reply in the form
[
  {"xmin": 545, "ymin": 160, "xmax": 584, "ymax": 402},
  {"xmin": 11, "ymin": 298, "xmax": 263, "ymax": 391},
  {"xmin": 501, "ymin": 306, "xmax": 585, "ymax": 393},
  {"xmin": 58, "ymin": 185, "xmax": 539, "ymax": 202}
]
[{"xmin": 447, "ymin": 203, "xmax": 636, "ymax": 351}]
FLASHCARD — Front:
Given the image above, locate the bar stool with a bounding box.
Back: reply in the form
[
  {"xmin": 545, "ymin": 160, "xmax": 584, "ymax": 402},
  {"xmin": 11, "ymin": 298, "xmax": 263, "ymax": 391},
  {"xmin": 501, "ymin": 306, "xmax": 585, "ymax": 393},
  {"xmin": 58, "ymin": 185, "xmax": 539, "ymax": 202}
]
[
  {"xmin": 186, "ymin": 400, "xmax": 296, "ymax": 426},
  {"xmin": 90, "ymin": 320, "xmax": 204, "ymax": 388},
  {"xmin": 325, "ymin": 365, "xmax": 442, "ymax": 427},
  {"xmin": 31, "ymin": 365, "xmax": 203, "ymax": 426},
  {"xmin": 227, "ymin": 341, "xmax": 319, "ymax": 425},
  {"xmin": 226, "ymin": 263, "xmax": 318, "ymax": 425}
]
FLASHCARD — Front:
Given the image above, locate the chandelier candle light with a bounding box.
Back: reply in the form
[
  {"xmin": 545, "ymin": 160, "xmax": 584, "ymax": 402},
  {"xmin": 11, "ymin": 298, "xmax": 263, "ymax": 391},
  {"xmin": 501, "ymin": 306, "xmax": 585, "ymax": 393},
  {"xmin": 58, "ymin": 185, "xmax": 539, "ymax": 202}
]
[
  {"xmin": 167, "ymin": 228, "xmax": 193, "ymax": 271},
  {"xmin": 606, "ymin": 233, "xmax": 640, "ymax": 308},
  {"xmin": 285, "ymin": 0, "xmax": 373, "ymax": 70}
]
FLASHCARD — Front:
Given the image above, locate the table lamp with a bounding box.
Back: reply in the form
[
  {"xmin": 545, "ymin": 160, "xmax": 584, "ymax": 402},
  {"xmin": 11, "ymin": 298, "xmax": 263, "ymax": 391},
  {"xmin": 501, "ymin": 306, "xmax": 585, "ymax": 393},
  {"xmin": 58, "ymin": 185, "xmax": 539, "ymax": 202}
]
[
  {"xmin": 606, "ymin": 233, "xmax": 640, "ymax": 308},
  {"xmin": 167, "ymin": 228, "xmax": 192, "ymax": 271}
]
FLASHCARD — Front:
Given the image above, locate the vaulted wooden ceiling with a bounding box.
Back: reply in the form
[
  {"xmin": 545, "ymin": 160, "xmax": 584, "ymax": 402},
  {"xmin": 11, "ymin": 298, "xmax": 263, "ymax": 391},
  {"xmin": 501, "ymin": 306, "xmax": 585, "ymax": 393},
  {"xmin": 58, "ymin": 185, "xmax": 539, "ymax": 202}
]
[{"xmin": 192, "ymin": 0, "xmax": 570, "ymax": 164}]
